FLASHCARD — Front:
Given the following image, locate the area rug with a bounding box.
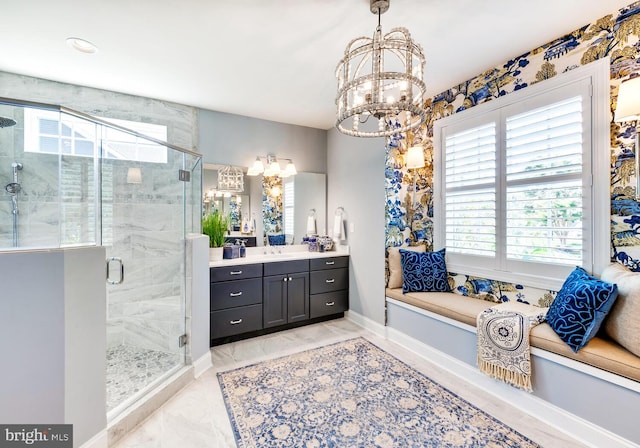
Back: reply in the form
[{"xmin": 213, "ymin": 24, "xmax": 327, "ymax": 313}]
[{"xmin": 218, "ymin": 337, "xmax": 540, "ymax": 447}]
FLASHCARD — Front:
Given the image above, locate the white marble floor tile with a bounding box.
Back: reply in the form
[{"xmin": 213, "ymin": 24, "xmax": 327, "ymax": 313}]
[{"xmin": 113, "ymin": 319, "xmax": 587, "ymax": 448}]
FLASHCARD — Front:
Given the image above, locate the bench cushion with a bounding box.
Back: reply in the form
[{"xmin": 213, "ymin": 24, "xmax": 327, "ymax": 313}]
[{"xmin": 386, "ymin": 287, "xmax": 640, "ymax": 383}]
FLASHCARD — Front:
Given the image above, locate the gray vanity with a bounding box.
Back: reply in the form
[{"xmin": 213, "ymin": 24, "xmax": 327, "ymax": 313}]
[{"xmin": 209, "ymin": 252, "xmax": 349, "ymax": 345}]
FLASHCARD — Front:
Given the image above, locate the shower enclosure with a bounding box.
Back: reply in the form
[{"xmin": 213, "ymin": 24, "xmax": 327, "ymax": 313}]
[{"xmin": 0, "ymin": 98, "xmax": 202, "ymax": 418}]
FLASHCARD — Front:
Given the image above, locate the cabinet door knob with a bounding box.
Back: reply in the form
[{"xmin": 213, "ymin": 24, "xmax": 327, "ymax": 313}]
[
  {"xmin": 229, "ymin": 292, "xmax": 243, "ymax": 297},
  {"xmin": 229, "ymin": 270, "xmax": 243, "ymax": 275},
  {"xmin": 326, "ymin": 301, "xmax": 335, "ymax": 306},
  {"xmin": 289, "ymin": 277, "xmax": 292, "ymax": 281},
  {"xmin": 325, "ymin": 261, "xmax": 335, "ymax": 265},
  {"xmin": 230, "ymin": 319, "xmax": 243, "ymax": 325},
  {"xmin": 325, "ymin": 279, "xmax": 335, "ymax": 283}
]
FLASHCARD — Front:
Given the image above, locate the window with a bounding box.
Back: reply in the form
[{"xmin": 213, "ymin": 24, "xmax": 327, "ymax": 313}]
[
  {"xmin": 434, "ymin": 59, "xmax": 610, "ymax": 289},
  {"xmin": 24, "ymin": 109, "xmax": 167, "ymax": 163},
  {"xmin": 283, "ymin": 178, "xmax": 295, "ymax": 242}
]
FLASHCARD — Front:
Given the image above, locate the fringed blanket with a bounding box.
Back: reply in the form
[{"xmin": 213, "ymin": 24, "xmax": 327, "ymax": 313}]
[{"xmin": 477, "ymin": 302, "xmax": 547, "ymax": 393}]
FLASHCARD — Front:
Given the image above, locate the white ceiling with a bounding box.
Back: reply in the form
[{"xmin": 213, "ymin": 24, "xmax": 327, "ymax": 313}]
[{"xmin": 0, "ymin": 0, "xmax": 632, "ymax": 130}]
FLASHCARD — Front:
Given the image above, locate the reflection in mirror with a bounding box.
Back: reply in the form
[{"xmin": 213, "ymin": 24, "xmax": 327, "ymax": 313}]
[
  {"xmin": 203, "ymin": 163, "xmax": 256, "ymax": 246},
  {"xmin": 203, "ymin": 165, "xmax": 326, "ymax": 247}
]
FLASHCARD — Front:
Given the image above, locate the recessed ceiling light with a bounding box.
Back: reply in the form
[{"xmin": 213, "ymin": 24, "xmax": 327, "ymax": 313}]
[{"xmin": 66, "ymin": 37, "xmax": 98, "ymax": 54}]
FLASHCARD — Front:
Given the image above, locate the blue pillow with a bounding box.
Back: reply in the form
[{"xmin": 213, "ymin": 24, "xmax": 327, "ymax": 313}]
[
  {"xmin": 546, "ymin": 267, "xmax": 618, "ymax": 353},
  {"xmin": 268, "ymin": 234, "xmax": 286, "ymax": 246},
  {"xmin": 400, "ymin": 248, "xmax": 450, "ymax": 293}
]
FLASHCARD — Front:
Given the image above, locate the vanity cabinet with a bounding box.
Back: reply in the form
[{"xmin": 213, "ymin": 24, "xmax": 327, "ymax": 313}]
[
  {"xmin": 209, "ymin": 263, "xmax": 263, "ymax": 339},
  {"xmin": 309, "ymin": 256, "xmax": 349, "ymax": 318},
  {"xmin": 210, "ymin": 255, "xmax": 348, "ymax": 345},
  {"xmin": 263, "ymin": 260, "xmax": 309, "ymax": 328}
]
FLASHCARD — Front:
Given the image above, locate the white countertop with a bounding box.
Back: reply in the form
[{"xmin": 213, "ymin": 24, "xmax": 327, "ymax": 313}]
[{"xmin": 209, "ymin": 244, "xmax": 349, "ymax": 267}]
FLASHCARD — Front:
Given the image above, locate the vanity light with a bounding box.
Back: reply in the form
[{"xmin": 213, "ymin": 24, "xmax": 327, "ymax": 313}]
[
  {"xmin": 66, "ymin": 37, "xmax": 98, "ymax": 54},
  {"xmin": 284, "ymin": 160, "xmax": 297, "ymax": 177},
  {"xmin": 247, "ymin": 155, "xmax": 296, "ymax": 178},
  {"xmin": 247, "ymin": 157, "xmax": 265, "ymax": 176}
]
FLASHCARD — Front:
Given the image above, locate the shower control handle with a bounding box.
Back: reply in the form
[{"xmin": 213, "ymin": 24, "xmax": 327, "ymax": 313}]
[{"xmin": 106, "ymin": 257, "xmax": 125, "ymax": 285}]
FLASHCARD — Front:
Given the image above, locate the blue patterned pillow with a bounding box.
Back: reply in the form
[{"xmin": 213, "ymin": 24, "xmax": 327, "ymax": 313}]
[
  {"xmin": 400, "ymin": 249, "xmax": 450, "ymax": 293},
  {"xmin": 268, "ymin": 234, "xmax": 286, "ymax": 246},
  {"xmin": 546, "ymin": 267, "xmax": 618, "ymax": 353}
]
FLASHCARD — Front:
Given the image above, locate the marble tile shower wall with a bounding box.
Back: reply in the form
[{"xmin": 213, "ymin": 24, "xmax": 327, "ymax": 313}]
[{"xmin": 0, "ymin": 71, "xmax": 199, "ymax": 356}]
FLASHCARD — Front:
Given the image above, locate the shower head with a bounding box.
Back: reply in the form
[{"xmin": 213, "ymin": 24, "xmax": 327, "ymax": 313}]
[
  {"xmin": 0, "ymin": 117, "xmax": 17, "ymax": 128},
  {"xmin": 5, "ymin": 182, "xmax": 21, "ymax": 194}
]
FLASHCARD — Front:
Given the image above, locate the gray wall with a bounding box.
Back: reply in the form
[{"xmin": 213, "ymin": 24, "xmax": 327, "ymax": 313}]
[
  {"xmin": 0, "ymin": 247, "xmax": 106, "ymax": 448},
  {"xmin": 327, "ymin": 128, "xmax": 386, "ymax": 324},
  {"xmin": 198, "ymin": 109, "xmax": 327, "ymax": 173}
]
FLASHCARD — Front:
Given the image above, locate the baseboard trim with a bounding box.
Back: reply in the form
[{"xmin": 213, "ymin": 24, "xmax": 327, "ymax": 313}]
[
  {"xmin": 79, "ymin": 429, "xmax": 107, "ymax": 448},
  {"xmin": 345, "ymin": 310, "xmax": 386, "ymax": 338},
  {"xmin": 387, "ymin": 326, "xmax": 637, "ymax": 448},
  {"xmin": 193, "ymin": 351, "xmax": 212, "ymax": 378}
]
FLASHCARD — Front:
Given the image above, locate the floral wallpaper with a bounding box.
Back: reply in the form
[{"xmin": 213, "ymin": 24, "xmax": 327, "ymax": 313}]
[
  {"xmin": 262, "ymin": 175, "xmax": 283, "ymax": 244},
  {"xmin": 385, "ymin": 1, "xmax": 640, "ymax": 306}
]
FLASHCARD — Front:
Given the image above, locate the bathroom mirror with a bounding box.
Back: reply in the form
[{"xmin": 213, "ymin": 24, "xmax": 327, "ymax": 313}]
[
  {"xmin": 203, "ymin": 164, "xmax": 326, "ymax": 246},
  {"xmin": 203, "ymin": 164, "xmax": 250, "ymax": 232}
]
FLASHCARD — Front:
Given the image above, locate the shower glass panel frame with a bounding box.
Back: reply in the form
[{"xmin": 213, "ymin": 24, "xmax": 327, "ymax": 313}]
[{"xmin": 0, "ymin": 97, "xmax": 202, "ymax": 420}]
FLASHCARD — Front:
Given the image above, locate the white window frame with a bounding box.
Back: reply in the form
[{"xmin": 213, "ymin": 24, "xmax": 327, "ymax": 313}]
[{"xmin": 433, "ymin": 58, "xmax": 610, "ymax": 291}]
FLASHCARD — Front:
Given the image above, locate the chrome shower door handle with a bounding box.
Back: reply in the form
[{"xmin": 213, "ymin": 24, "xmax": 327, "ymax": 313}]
[{"xmin": 106, "ymin": 257, "xmax": 125, "ymax": 285}]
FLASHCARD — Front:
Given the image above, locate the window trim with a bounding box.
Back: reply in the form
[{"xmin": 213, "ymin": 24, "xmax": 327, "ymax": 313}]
[{"xmin": 433, "ymin": 57, "xmax": 610, "ymax": 291}]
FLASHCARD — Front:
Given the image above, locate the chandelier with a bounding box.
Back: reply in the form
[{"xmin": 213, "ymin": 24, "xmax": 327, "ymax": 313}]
[
  {"xmin": 217, "ymin": 165, "xmax": 244, "ymax": 193},
  {"xmin": 335, "ymin": 0, "xmax": 426, "ymax": 138}
]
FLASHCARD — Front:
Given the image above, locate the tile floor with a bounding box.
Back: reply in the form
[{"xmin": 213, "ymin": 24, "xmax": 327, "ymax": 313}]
[
  {"xmin": 107, "ymin": 345, "xmax": 182, "ymax": 412},
  {"xmin": 113, "ymin": 318, "xmax": 587, "ymax": 448}
]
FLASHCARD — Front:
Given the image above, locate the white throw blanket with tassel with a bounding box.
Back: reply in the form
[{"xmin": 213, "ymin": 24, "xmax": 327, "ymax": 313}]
[{"xmin": 477, "ymin": 302, "xmax": 547, "ymax": 393}]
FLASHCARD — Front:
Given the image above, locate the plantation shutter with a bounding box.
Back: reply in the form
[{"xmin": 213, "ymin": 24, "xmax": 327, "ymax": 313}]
[
  {"xmin": 444, "ymin": 122, "xmax": 497, "ymax": 257},
  {"xmin": 283, "ymin": 179, "xmax": 294, "ymax": 241},
  {"xmin": 505, "ymin": 96, "xmax": 584, "ymax": 266}
]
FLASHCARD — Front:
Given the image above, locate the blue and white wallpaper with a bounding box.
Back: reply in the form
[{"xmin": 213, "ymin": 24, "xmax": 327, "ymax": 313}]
[{"xmin": 385, "ymin": 2, "xmax": 640, "ymax": 306}]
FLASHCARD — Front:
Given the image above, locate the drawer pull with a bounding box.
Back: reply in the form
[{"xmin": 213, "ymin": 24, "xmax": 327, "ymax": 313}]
[
  {"xmin": 229, "ymin": 292, "xmax": 243, "ymax": 297},
  {"xmin": 229, "ymin": 270, "xmax": 243, "ymax": 275},
  {"xmin": 230, "ymin": 319, "xmax": 243, "ymax": 325},
  {"xmin": 326, "ymin": 301, "xmax": 335, "ymax": 306},
  {"xmin": 325, "ymin": 261, "xmax": 335, "ymax": 265},
  {"xmin": 325, "ymin": 279, "xmax": 335, "ymax": 283}
]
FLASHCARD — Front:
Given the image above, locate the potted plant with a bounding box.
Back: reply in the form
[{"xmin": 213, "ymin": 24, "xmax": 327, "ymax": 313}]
[{"xmin": 202, "ymin": 209, "xmax": 229, "ymax": 260}]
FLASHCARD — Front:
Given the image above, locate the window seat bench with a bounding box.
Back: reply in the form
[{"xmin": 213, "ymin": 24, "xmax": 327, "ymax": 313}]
[
  {"xmin": 385, "ymin": 287, "xmax": 640, "ymax": 383},
  {"xmin": 384, "ymin": 287, "xmax": 640, "ymax": 446}
]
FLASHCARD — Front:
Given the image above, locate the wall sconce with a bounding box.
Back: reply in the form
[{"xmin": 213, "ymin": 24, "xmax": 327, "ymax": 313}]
[
  {"xmin": 126, "ymin": 167, "xmax": 142, "ymax": 184},
  {"xmin": 615, "ymin": 76, "xmax": 640, "ymax": 201},
  {"xmin": 406, "ymin": 144, "xmax": 425, "ymax": 206},
  {"xmin": 247, "ymin": 154, "xmax": 297, "ymax": 178}
]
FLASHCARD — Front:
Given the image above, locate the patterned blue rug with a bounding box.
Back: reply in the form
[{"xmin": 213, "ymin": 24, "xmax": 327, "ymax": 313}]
[{"xmin": 218, "ymin": 337, "xmax": 540, "ymax": 447}]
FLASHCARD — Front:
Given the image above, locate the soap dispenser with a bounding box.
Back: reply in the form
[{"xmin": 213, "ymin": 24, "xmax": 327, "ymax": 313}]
[{"xmin": 240, "ymin": 239, "xmax": 247, "ymax": 258}]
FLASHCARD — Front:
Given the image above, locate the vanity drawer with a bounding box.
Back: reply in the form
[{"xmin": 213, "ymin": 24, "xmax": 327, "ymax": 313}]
[
  {"xmin": 263, "ymin": 259, "xmax": 309, "ymax": 276},
  {"xmin": 210, "ymin": 304, "xmax": 263, "ymax": 339},
  {"xmin": 310, "ymin": 268, "xmax": 349, "ymax": 294},
  {"xmin": 310, "ymin": 290, "xmax": 348, "ymax": 318},
  {"xmin": 310, "ymin": 256, "xmax": 349, "ymax": 271},
  {"xmin": 210, "ymin": 263, "xmax": 262, "ymax": 282},
  {"xmin": 210, "ymin": 278, "xmax": 262, "ymax": 311}
]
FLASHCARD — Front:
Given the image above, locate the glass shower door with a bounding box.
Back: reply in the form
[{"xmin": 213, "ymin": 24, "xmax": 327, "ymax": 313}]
[{"xmin": 101, "ymin": 125, "xmax": 187, "ymax": 416}]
